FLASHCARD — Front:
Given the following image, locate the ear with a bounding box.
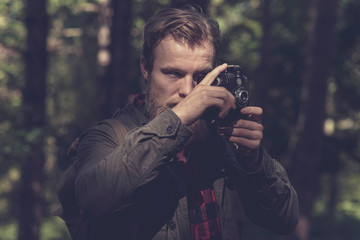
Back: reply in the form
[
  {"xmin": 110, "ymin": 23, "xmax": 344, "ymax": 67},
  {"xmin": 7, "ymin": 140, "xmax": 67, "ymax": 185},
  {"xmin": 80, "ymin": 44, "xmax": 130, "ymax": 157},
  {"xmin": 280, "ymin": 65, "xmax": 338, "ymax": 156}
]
[{"xmin": 140, "ymin": 56, "xmax": 149, "ymax": 81}]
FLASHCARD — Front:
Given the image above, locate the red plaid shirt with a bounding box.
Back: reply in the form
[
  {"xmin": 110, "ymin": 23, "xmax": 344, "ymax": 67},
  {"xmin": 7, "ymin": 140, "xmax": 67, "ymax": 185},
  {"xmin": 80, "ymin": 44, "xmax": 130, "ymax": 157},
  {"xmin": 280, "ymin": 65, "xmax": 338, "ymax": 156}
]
[
  {"xmin": 177, "ymin": 149, "xmax": 221, "ymax": 240},
  {"xmin": 133, "ymin": 94, "xmax": 221, "ymax": 240}
]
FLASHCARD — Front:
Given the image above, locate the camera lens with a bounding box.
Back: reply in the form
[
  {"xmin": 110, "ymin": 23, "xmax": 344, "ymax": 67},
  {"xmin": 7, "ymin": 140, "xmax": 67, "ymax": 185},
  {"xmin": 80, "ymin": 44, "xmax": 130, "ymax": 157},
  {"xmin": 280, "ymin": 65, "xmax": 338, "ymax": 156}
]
[
  {"xmin": 240, "ymin": 91, "xmax": 248, "ymax": 102},
  {"xmin": 235, "ymin": 88, "xmax": 248, "ymax": 106}
]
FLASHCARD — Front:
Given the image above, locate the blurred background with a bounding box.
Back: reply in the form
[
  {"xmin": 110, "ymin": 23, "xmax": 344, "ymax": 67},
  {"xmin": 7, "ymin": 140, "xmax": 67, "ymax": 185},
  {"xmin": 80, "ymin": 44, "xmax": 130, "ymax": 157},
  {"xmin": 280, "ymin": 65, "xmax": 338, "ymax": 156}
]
[{"xmin": 0, "ymin": 0, "xmax": 359, "ymax": 239}]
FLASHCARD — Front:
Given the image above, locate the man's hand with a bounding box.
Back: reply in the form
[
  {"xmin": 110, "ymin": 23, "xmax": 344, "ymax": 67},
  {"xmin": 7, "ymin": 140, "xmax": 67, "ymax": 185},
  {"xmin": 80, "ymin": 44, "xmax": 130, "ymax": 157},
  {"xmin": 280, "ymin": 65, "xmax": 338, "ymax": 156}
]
[
  {"xmin": 172, "ymin": 63, "xmax": 236, "ymax": 126},
  {"xmin": 219, "ymin": 106, "xmax": 264, "ymax": 170}
]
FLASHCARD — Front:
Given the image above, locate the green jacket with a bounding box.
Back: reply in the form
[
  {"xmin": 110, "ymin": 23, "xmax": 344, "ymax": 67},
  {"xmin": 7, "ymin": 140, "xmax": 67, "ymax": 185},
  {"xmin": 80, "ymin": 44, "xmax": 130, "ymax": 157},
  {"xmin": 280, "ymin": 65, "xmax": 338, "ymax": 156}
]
[{"xmin": 71, "ymin": 103, "xmax": 299, "ymax": 239}]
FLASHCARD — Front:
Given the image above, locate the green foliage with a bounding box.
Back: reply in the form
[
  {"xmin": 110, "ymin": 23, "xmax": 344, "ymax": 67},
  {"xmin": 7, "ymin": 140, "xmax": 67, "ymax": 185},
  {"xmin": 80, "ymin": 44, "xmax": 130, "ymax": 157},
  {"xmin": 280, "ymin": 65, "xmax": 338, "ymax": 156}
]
[
  {"xmin": 0, "ymin": 0, "xmax": 25, "ymax": 48},
  {"xmin": 40, "ymin": 217, "xmax": 71, "ymax": 240},
  {"xmin": 337, "ymin": 160, "xmax": 360, "ymax": 219},
  {"xmin": 48, "ymin": 0, "xmax": 90, "ymax": 15},
  {"xmin": 0, "ymin": 221, "xmax": 16, "ymax": 240},
  {"xmin": 211, "ymin": 0, "xmax": 262, "ymax": 69},
  {"xmin": 0, "ymin": 217, "xmax": 71, "ymax": 240}
]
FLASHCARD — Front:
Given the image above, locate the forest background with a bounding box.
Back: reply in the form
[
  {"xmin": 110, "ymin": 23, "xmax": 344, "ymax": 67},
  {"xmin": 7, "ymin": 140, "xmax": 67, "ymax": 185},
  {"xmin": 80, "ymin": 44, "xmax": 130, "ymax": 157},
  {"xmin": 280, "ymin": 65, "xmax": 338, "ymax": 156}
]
[{"xmin": 0, "ymin": 0, "xmax": 359, "ymax": 239}]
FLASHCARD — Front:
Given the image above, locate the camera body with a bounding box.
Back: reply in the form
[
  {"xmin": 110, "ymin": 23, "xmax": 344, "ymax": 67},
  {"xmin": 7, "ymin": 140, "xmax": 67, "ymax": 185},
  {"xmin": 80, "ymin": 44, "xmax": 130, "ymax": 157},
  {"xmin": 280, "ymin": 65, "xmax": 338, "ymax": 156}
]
[{"xmin": 198, "ymin": 65, "xmax": 249, "ymax": 122}]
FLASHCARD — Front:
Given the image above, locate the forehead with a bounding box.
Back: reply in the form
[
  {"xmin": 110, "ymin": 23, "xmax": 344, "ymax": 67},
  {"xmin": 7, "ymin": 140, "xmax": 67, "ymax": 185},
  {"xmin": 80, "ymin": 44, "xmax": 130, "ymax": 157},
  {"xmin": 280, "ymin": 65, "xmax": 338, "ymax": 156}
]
[{"xmin": 153, "ymin": 37, "xmax": 215, "ymax": 66}]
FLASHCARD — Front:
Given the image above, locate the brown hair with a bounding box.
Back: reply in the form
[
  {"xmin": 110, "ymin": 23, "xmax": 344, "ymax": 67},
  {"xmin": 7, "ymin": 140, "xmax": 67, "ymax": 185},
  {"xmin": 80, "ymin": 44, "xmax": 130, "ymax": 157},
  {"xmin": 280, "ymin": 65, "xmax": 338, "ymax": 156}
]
[{"xmin": 142, "ymin": 5, "xmax": 221, "ymax": 71}]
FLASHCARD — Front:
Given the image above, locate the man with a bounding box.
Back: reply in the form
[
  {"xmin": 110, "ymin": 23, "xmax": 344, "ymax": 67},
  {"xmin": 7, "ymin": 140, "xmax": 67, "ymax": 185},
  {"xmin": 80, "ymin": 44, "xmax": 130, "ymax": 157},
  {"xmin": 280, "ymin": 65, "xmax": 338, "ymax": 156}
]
[{"xmin": 72, "ymin": 5, "xmax": 299, "ymax": 240}]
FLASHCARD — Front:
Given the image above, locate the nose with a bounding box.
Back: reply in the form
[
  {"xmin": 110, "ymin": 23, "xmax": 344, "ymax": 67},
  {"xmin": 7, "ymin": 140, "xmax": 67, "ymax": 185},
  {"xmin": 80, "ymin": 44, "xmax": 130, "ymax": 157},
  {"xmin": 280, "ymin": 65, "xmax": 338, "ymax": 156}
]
[{"xmin": 179, "ymin": 76, "xmax": 195, "ymax": 98}]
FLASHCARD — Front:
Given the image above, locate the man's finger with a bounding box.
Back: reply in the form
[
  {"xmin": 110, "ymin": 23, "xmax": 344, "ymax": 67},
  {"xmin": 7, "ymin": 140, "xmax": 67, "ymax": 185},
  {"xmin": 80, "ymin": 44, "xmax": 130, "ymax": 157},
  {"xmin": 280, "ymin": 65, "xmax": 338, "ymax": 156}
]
[
  {"xmin": 199, "ymin": 63, "xmax": 228, "ymax": 86},
  {"xmin": 227, "ymin": 137, "xmax": 261, "ymax": 150},
  {"xmin": 241, "ymin": 106, "xmax": 263, "ymax": 123},
  {"xmin": 231, "ymin": 119, "xmax": 264, "ymax": 131},
  {"xmin": 219, "ymin": 127, "xmax": 263, "ymax": 140}
]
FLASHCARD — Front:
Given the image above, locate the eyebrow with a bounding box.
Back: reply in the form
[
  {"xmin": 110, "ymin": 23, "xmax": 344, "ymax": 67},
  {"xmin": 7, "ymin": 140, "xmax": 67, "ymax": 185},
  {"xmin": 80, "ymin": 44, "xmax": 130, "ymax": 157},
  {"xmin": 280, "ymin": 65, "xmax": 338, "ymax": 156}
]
[{"xmin": 160, "ymin": 67, "xmax": 183, "ymax": 73}]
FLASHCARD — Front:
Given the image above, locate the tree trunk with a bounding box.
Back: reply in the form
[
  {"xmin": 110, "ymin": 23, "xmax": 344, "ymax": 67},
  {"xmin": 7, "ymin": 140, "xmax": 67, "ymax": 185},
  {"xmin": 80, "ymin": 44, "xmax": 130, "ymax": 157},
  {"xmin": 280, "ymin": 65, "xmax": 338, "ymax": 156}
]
[
  {"xmin": 256, "ymin": 0, "xmax": 272, "ymax": 108},
  {"xmin": 97, "ymin": 0, "xmax": 112, "ymax": 119},
  {"xmin": 18, "ymin": 0, "xmax": 48, "ymax": 239},
  {"xmin": 97, "ymin": 0, "xmax": 133, "ymax": 119},
  {"xmin": 287, "ymin": 0, "xmax": 338, "ymax": 239}
]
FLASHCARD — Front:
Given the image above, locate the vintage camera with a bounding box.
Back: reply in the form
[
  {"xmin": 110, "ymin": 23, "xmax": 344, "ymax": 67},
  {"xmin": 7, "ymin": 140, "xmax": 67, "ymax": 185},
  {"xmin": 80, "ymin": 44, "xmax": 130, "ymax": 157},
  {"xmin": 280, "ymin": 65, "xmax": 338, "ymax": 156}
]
[{"xmin": 198, "ymin": 65, "xmax": 249, "ymax": 122}]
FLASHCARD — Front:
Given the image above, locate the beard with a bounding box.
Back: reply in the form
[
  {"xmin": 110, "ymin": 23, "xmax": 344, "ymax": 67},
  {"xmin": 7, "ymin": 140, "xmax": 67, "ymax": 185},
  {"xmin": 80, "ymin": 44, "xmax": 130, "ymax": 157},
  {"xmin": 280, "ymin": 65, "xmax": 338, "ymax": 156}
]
[{"xmin": 145, "ymin": 83, "xmax": 210, "ymax": 146}]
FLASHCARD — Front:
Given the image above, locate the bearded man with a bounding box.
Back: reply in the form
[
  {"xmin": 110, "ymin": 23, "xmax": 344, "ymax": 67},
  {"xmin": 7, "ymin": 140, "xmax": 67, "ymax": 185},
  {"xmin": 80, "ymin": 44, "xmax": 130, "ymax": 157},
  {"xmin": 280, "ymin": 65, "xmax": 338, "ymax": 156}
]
[{"xmin": 69, "ymin": 5, "xmax": 299, "ymax": 240}]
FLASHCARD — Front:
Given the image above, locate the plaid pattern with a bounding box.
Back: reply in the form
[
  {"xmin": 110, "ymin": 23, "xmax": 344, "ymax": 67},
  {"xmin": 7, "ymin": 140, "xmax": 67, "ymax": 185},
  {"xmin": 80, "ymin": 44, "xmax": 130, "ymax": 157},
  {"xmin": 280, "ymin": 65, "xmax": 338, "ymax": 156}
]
[
  {"xmin": 134, "ymin": 94, "xmax": 221, "ymax": 240},
  {"xmin": 133, "ymin": 93, "xmax": 146, "ymax": 106},
  {"xmin": 178, "ymin": 149, "xmax": 221, "ymax": 240}
]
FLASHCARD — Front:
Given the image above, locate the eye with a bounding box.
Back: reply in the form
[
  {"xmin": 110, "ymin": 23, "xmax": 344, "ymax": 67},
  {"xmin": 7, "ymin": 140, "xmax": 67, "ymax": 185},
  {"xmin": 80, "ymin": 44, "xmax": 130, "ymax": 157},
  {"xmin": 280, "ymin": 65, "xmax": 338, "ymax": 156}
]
[
  {"xmin": 165, "ymin": 71, "xmax": 183, "ymax": 78},
  {"xmin": 195, "ymin": 72, "xmax": 208, "ymax": 83}
]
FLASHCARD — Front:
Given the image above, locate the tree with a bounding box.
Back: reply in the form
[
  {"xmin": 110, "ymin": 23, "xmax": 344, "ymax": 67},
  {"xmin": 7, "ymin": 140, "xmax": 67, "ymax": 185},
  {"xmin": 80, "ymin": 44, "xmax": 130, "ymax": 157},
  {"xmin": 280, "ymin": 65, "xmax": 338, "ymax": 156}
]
[
  {"xmin": 97, "ymin": 0, "xmax": 133, "ymax": 119},
  {"xmin": 288, "ymin": 0, "xmax": 339, "ymax": 239},
  {"xmin": 17, "ymin": 0, "xmax": 48, "ymax": 239},
  {"xmin": 256, "ymin": 0, "xmax": 272, "ymax": 108}
]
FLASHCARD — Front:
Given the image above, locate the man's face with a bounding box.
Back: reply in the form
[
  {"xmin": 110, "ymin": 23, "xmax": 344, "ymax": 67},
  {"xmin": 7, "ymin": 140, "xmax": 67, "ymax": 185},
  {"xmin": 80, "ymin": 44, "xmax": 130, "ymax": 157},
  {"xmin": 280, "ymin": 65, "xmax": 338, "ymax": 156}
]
[{"xmin": 141, "ymin": 37, "xmax": 215, "ymax": 120}]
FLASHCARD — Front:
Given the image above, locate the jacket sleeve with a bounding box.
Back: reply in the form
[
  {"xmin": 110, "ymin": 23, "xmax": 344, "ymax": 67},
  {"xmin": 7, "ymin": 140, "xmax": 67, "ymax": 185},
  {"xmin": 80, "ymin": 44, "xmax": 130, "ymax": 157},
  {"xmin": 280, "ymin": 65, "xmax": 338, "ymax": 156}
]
[
  {"xmin": 74, "ymin": 109, "xmax": 192, "ymax": 216},
  {"xmin": 224, "ymin": 144, "xmax": 299, "ymax": 234}
]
